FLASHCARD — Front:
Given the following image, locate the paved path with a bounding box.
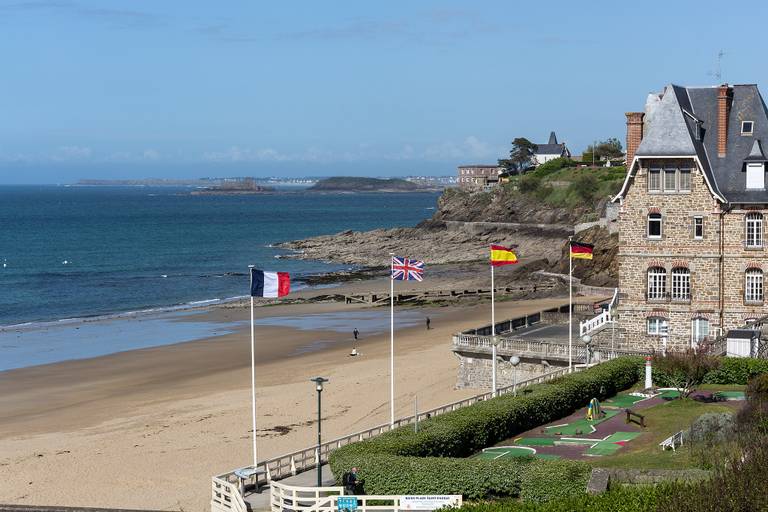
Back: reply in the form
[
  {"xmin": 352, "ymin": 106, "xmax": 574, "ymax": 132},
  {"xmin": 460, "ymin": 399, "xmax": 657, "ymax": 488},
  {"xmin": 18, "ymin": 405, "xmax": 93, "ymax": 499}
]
[{"xmin": 244, "ymin": 465, "xmax": 336, "ymax": 511}]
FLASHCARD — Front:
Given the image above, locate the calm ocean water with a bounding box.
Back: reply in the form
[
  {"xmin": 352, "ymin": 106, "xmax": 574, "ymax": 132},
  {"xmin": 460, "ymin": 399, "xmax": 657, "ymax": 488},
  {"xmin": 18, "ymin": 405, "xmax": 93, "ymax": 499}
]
[{"xmin": 0, "ymin": 185, "xmax": 440, "ymax": 326}]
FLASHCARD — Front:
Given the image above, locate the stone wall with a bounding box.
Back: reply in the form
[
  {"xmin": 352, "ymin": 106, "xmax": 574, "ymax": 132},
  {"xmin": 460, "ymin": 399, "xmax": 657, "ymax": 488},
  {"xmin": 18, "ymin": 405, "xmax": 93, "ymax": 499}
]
[{"xmin": 454, "ymin": 352, "xmax": 557, "ymax": 389}]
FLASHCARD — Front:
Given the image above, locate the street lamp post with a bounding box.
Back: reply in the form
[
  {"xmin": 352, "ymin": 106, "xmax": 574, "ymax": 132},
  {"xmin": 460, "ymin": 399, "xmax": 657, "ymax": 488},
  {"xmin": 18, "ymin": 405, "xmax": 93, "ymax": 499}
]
[
  {"xmin": 311, "ymin": 377, "xmax": 329, "ymax": 487},
  {"xmin": 510, "ymin": 356, "xmax": 520, "ymax": 396}
]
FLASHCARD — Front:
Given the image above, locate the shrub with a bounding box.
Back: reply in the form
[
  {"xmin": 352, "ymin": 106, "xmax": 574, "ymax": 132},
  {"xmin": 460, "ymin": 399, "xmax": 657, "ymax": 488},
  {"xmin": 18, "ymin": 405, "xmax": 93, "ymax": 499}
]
[
  {"xmin": 688, "ymin": 412, "xmax": 736, "ymax": 445},
  {"xmin": 702, "ymin": 357, "xmax": 768, "ymax": 385},
  {"xmin": 329, "ymin": 358, "xmax": 643, "ymax": 500},
  {"xmin": 459, "ymin": 484, "xmax": 673, "ymax": 511},
  {"xmin": 519, "ymin": 175, "xmax": 542, "ymax": 194},
  {"xmin": 568, "ymin": 174, "xmax": 599, "ymax": 202},
  {"xmin": 652, "ymin": 349, "xmax": 720, "ymax": 397}
]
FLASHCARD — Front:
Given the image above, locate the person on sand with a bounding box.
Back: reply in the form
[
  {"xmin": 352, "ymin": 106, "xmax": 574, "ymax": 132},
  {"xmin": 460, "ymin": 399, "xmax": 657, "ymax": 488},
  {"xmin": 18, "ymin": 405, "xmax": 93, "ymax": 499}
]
[
  {"xmin": 426, "ymin": 317, "xmax": 431, "ymax": 330},
  {"xmin": 353, "ymin": 328, "xmax": 359, "ymax": 340}
]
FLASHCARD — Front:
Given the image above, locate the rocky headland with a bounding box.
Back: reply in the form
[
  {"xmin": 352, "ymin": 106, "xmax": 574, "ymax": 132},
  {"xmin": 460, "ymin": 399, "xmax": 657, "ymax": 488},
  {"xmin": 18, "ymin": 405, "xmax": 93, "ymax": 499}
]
[{"xmin": 278, "ymin": 185, "xmax": 619, "ymax": 287}]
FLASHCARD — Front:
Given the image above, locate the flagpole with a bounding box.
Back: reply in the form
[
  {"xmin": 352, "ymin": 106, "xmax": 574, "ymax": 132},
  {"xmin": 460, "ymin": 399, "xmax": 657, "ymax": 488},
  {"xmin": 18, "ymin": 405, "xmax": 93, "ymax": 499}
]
[
  {"xmin": 568, "ymin": 237, "xmax": 573, "ymax": 373},
  {"xmin": 389, "ymin": 252, "xmax": 395, "ymax": 427},
  {"xmin": 491, "ymin": 263, "xmax": 497, "ymax": 396},
  {"xmin": 249, "ymin": 266, "xmax": 258, "ymax": 467}
]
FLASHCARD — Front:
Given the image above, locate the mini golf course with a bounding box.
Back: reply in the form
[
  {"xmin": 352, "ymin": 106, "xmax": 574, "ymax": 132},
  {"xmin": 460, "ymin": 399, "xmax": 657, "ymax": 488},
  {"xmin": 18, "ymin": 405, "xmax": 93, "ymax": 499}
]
[
  {"xmin": 475, "ymin": 392, "xmax": 664, "ymax": 461},
  {"xmin": 475, "ymin": 388, "xmax": 747, "ymax": 461}
]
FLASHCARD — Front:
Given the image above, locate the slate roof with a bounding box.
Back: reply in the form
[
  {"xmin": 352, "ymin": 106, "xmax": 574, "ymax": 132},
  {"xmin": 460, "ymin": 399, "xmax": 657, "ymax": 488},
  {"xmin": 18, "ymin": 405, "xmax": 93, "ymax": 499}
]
[
  {"xmin": 625, "ymin": 83, "xmax": 768, "ymax": 204},
  {"xmin": 531, "ymin": 131, "xmax": 567, "ymax": 156}
]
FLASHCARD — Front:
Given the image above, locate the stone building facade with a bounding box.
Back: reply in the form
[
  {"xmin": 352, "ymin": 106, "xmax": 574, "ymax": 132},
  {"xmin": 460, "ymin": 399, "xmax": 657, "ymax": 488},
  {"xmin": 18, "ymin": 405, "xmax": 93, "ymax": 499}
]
[
  {"xmin": 457, "ymin": 165, "xmax": 502, "ymax": 189},
  {"xmin": 615, "ymin": 84, "xmax": 768, "ymax": 351}
]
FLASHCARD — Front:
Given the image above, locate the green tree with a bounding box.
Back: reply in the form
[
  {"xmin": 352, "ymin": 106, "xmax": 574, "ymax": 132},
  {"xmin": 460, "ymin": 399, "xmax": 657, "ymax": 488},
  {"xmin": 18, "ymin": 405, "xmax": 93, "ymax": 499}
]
[
  {"xmin": 583, "ymin": 138, "xmax": 624, "ymax": 163},
  {"xmin": 506, "ymin": 138, "xmax": 537, "ymax": 172},
  {"xmin": 653, "ymin": 349, "xmax": 721, "ymax": 398}
]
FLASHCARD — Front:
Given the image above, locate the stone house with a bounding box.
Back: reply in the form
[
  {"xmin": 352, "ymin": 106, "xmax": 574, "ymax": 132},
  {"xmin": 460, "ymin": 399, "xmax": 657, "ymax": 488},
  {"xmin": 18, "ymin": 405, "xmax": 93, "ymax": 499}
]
[
  {"xmin": 457, "ymin": 164, "xmax": 503, "ymax": 190},
  {"xmin": 614, "ymin": 83, "xmax": 768, "ymax": 352}
]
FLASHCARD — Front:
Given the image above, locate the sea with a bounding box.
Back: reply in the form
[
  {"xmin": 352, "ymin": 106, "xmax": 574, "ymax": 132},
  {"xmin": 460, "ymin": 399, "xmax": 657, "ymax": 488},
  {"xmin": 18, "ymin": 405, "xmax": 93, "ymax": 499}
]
[{"xmin": 0, "ymin": 185, "xmax": 441, "ymax": 328}]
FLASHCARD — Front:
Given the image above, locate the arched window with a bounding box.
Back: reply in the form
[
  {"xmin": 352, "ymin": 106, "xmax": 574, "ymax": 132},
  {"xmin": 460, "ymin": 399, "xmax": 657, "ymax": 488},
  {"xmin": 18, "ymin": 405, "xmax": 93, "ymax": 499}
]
[
  {"xmin": 647, "ymin": 267, "xmax": 667, "ymax": 301},
  {"xmin": 647, "ymin": 317, "xmax": 669, "ymax": 336},
  {"xmin": 746, "ymin": 212, "xmax": 763, "ymax": 248},
  {"xmin": 671, "ymin": 267, "xmax": 691, "ymax": 301},
  {"xmin": 745, "ymin": 269, "xmax": 764, "ymax": 303},
  {"xmin": 648, "ymin": 213, "xmax": 662, "ymax": 239}
]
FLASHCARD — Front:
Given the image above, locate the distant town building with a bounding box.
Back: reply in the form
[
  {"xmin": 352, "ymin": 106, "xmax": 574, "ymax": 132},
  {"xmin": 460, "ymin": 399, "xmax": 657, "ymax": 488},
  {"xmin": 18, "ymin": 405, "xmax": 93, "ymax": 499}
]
[
  {"xmin": 457, "ymin": 164, "xmax": 503, "ymax": 190},
  {"xmin": 615, "ymin": 83, "xmax": 768, "ymax": 353},
  {"xmin": 533, "ymin": 132, "xmax": 570, "ymax": 166}
]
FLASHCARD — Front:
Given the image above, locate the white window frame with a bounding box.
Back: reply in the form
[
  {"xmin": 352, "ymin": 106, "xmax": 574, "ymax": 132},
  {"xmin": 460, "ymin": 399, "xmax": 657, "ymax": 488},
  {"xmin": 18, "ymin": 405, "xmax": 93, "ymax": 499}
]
[
  {"xmin": 746, "ymin": 212, "xmax": 764, "ymax": 248},
  {"xmin": 647, "ymin": 317, "xmax": 669, "ymax": 336},
  {"xmin": 671, "ymin": 267, "xmax": 691, "ymax": 301},
  {"xmin": 663, "ymin": 166, "xmax": 677, "ymax": 192},
  {"xmin": 746, "ymin": 163, "xmax": 765, "ymax": 190},
  {"xmin": 693, "ymin": 216, "xmax": 704, "ymax": 239},
  {"xmin": 691, "ymin": 318, "xmax": 710, "ymax": 346},
  {"xmin": 648, "ymin": 167, "xmax": 662, "ymax": 192},
  {"xmin": 745, "ymin": 269, "xmax": 764, "ymax": 304},
  {"xmin": 647, "ymin": 267, "xmax": 667, "ymax": 301},
  {"xmin": 679, "ymin": 167, "xmax": 691, "ymax": 192},
  {"xmin": 742, "ymin": 121, "xmax": 754, "ymax": 135},
  {"xmin": 648, "ymin": 213, "xmax": 663, "ymax": 240}
]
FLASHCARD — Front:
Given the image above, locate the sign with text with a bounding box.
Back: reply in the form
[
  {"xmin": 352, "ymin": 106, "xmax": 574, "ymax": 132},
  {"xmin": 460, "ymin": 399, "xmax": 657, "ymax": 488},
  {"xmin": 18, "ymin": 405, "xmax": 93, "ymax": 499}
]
[
  {"xmin": 337, "ymin": 496, "xmax": 358, "ymax": 512},
  {"xmin": 400, "ymin": 495, "xmax": 462, "ymax": 510}
]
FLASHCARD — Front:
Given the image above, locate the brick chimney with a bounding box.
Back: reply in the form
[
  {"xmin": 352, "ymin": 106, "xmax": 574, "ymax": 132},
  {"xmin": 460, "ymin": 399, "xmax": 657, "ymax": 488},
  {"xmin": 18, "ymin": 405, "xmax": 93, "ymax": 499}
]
[
  {"xmin": 717, "ymin": 84, "xmax": 732, "ymax": 157},
  {"xmin": 625, "ymin": 112, "xmax": 645, "ymax": 169}
]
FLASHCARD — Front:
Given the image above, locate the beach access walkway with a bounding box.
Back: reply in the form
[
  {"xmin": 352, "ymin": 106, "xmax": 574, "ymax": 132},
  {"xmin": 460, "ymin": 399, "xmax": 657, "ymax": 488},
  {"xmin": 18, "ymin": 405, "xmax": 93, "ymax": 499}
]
[
  {"xmin": 0, "ymin": 505, "xmax": 172, "ymax": 512},
  {"xmin": 242, "ymin": 465, "xmax": 335, "ymax": 511},
  {"xmin": 343, "ymin": 283, "xmax": 557, "ymax": 304}
]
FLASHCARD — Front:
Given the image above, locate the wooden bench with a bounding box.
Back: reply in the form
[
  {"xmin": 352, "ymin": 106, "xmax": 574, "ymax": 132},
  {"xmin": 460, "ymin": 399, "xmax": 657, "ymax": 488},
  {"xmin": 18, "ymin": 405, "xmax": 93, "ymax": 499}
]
[
  {"xmin": 625, "ymin": 408, "xmax": 646, "ymax": 427},
  {"xmin": 660, "ymin": 430, "xmax": 684, "ymax": 452}
]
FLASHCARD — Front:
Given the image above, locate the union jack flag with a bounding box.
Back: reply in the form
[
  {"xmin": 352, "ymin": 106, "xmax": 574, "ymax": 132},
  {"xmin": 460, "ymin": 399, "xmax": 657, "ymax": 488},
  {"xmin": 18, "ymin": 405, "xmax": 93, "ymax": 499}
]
[{"xmin": 391, "ymin": 256, "xmax": 425, "ymax": 281}]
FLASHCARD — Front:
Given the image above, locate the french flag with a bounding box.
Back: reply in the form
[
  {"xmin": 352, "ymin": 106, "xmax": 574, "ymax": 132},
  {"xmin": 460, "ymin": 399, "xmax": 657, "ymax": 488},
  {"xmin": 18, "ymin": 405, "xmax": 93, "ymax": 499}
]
[{"xmin": 250, "ymin": 269, "xmax": 290, "ymax": 298}]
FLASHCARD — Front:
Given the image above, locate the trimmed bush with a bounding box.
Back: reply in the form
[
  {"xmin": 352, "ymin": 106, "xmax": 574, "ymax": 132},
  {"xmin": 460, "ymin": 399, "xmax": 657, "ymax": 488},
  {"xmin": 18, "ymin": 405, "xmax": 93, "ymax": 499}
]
[
  {"xmin": 330, "ymin": 357, "xmax": 643, "ymax": 500},
  {"xmin": 702, "ymin": 357, "xmax": 768, "ymax": 385},
  {"xmin": 458, "ymin": 484, "xmax": 673, "ymax": 511}
]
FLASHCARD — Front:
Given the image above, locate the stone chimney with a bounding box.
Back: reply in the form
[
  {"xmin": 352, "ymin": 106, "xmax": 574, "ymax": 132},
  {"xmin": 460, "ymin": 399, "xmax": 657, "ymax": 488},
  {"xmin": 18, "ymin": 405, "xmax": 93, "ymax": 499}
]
[
  {"xmin": 625, "ymin": 112, "xmax": 645, "ymax": 169},
  {"xmin": 717, "ymin": 84, "xmax": 732, "ymax": 157}
]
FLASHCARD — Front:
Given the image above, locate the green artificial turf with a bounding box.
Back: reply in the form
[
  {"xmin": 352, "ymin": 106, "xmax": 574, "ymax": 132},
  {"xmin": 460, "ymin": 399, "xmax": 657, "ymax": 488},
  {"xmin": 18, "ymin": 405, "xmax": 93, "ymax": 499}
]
[
  {"xmin": 544, "ymin": 409, "xmax": 620, "ymax": 436},
  {"xmin": 604, "ymin": 394, "xmax": 648, "ymax": 409}
]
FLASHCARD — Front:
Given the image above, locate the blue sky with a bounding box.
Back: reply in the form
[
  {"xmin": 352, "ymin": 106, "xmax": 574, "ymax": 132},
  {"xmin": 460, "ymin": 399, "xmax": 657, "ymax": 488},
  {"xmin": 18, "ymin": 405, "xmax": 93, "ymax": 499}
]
[{"xmin": 1, "ymin": 0, "xmax": 766, "ymax": 183}]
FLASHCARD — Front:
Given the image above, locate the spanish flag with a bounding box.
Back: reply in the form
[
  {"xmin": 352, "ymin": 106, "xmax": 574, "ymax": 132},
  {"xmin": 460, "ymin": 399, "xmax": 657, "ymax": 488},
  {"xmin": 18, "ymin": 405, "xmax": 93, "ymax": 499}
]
[
  {"xmin": 570, "ymin": 241, "xmax": 594, "ymax": 260},
  {"xmin": 490, "ymin": 244, "xmax": 518, "ymax": 267}
]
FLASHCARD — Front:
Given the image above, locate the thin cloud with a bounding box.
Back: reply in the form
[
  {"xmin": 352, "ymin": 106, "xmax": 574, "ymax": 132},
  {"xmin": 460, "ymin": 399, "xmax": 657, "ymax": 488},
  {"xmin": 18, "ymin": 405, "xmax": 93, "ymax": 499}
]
[{"xmin": 0, "ymin": 1, "xmax": 163, "ymax": 29}]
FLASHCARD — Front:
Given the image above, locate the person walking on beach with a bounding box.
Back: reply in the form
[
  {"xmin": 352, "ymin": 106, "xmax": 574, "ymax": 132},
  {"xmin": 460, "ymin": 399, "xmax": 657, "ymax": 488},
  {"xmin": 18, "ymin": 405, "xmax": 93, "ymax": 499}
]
[
  {"xmin": 426, "ymin": 317, "xmax": 431, "ymax": 330},
  {"xmin": 353, "ymin": 328, "xmax": 359, "ymax": 340}
]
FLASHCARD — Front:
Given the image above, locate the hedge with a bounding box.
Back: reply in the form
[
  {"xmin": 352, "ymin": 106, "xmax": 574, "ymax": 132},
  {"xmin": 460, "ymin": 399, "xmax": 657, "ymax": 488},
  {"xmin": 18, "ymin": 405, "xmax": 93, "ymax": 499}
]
[
  {"xmin": 651, "ymin": 356, "xmax": 768, "ymax": 387},
  {"xmin": 329, "ymin": 357, "xmax": 643, "ymax": 501},
  {"xmin": 702, "ymin": 357, "xmax": 768, "ymax": 385},
  {"xmin": 458, "ymin": 484, "xmax": 674, "ymax": 512}
]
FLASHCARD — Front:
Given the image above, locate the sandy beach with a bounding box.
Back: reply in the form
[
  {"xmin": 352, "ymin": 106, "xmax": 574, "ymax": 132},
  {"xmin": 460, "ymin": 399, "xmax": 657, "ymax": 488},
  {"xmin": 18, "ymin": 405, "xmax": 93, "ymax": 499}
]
[{"xmin": 0, "ymin": 275, "xmax": 570, "ymax": 511}]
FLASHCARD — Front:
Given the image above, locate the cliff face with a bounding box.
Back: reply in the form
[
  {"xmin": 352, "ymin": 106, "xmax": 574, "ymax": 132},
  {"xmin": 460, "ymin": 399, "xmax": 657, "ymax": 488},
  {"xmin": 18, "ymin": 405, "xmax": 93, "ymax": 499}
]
[
  {"xmin": 280, "ymin": 186, "xmax": 618, "ymax": 287},
  {"xmin": 431, "ymin": 187, "xmax": 583, "ymax": 225}
]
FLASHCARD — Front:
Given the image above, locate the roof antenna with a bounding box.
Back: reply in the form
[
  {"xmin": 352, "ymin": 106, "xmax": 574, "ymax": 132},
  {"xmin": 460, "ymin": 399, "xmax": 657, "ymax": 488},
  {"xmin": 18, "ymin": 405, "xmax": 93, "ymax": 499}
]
[{"xmin": 708, "ymin": 50, "xmax": 725, "ymax": 82}]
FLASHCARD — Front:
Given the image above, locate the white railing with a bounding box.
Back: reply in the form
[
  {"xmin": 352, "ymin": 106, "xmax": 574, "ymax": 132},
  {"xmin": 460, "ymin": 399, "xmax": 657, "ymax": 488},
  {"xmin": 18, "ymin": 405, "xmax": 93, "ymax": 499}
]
[
  {"xmin": 453, "ymin": 334, "xmax": 590, "ymax": 362},
  {"xmin": 211, "ymin": 476, "xmax": 248, "ymax": 512},
  {"xmin": 270, "ymin": 481, "xmax": 462, "ymax": 512},
  {"xmin": 211, "ymin": 365, "xmax": 584, "ymax": 504},
  {"xmin": 579, "ymin": 287, "xmax": 618, "ymax": 336}
]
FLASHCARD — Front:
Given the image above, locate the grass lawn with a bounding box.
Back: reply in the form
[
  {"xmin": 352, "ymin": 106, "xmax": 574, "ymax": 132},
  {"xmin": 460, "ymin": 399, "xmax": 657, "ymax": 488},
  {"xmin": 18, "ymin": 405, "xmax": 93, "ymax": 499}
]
[
  {"xmin": 698, "ymin": 384, "xmax": 746, "ymax": 392},
  {"xmin": 594, "ymin": 398, "xmax": 736, "ymax": 470}
]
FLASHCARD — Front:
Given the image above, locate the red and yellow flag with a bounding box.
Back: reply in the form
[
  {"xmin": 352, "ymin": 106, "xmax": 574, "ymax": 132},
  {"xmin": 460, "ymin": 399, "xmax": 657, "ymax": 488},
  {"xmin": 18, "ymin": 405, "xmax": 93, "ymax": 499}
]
[
  {"xmin": 570, "ymin": 241, "xmax": 594, "ymax": 260},
  {"xmin": 490, "ymin": 244, "xmax": 518, "ymax": 267}
]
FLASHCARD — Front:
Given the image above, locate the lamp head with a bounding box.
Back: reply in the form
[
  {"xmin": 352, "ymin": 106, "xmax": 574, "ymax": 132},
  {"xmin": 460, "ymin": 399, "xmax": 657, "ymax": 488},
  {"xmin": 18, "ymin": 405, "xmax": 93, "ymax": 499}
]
[
  {"xmin": 582, "ymin": 334, "xmax": 592, "ymax": 345},
  {"xmin": 510, "ymin": 356, "xmax": 521, "ymax": 366},
  {"xmin": 311, "ymin": 376, "xmax": 329, "ymax": 391}
]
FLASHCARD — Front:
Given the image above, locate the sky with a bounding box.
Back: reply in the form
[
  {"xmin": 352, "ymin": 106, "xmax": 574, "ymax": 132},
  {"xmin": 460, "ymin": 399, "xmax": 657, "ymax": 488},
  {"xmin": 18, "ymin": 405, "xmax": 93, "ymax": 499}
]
[{"xmin": 1, "ymin": 0, "xmax": 767, "ymax": 184}]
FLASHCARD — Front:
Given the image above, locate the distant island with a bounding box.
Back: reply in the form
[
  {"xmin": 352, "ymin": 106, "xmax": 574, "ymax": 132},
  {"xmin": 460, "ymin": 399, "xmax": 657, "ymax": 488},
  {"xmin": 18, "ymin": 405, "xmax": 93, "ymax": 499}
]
[
  {"xmin": 191, "ymin": 178, "xmax": 274, "ymax": 195},
  {"xmin": 309, "ymin": 176, "xmax": 441, "ymax": 192}
]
